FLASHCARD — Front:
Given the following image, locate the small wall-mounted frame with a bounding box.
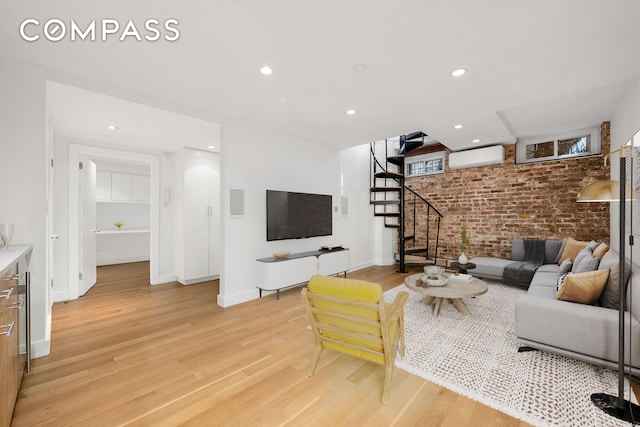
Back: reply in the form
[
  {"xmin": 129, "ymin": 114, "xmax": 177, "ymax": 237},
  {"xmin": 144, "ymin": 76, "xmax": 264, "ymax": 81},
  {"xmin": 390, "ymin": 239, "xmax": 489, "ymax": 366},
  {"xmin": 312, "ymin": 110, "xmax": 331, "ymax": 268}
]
[{"xmin": 230, "ymin": 187, "xmax": 245, "ymax": 217}]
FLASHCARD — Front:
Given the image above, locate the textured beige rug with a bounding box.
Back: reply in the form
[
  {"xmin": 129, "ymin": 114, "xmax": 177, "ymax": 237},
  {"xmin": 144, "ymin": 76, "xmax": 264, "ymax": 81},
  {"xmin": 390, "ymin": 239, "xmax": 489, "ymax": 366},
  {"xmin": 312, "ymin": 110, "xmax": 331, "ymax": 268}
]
[{"xmin": 384, "ymin": 282, "xmax": 636, "ymax": 427}]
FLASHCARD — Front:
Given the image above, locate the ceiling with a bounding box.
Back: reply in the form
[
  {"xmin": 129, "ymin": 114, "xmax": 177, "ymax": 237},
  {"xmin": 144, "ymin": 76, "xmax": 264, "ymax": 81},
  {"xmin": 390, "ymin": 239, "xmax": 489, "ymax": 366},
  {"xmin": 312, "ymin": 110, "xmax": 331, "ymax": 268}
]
[{"xmin": 2, "ymin": 0, "xmax": 640, "ymax": 152}]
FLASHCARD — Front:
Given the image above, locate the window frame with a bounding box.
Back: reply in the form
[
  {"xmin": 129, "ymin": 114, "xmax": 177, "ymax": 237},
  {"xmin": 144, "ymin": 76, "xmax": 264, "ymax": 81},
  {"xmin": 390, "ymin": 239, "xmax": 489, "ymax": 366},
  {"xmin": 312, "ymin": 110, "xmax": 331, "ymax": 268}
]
[
  {"xmin": 405, "ymin": 151, "xmax": 446, "ymax": 177},
  {"xmin": 515, "ymin": 126, "xmax": 601, "ymax": 164}
]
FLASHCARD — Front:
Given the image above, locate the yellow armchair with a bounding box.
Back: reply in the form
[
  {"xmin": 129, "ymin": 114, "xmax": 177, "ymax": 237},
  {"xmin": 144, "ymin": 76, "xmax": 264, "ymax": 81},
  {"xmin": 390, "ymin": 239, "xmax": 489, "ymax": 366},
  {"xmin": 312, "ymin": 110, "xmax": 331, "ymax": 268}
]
[{"xmin": 301, "ymin": 275, "xmax": 409, "ymax": 404}]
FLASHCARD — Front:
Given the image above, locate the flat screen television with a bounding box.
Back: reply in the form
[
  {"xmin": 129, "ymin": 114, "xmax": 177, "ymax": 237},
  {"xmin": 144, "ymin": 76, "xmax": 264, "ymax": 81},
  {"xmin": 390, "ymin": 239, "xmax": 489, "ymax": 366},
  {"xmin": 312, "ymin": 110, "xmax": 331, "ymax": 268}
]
[{"xmin": 266, "ymin": 190, "xmax": 332, "ymax": 241}]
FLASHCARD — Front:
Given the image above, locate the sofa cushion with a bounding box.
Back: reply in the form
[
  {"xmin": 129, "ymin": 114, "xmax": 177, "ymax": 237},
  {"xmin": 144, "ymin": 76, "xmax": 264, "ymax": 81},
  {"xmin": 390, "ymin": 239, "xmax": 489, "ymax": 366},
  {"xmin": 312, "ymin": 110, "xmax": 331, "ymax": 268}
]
[
  {"xmin": 558, "ymin": 238, "xmax": 588, "ymax": 265},
  {"xmin": 598, "ymin": 249, "xmax": 630, "ymax": 310},
  {"xmin": 587, "ymin": 240, "xmax": 601, "ymax": 251},
  {"xmin": 571, "ymin": 247, "xmax": 593, "ymax": 273},
  {"xmin": 467, "ymin": 257, "xmax": 513, "ymax": 278},
  {"xmin": 530, "ymin": 271, "xmax": 560, "ymax": 288},
  {"xmin": 556, "ymin": 270, "xmax": 609, "ymax": 305},
  {"xmin": 538, "ymin": 263, "xmax": 561, "ymax": 274},
  {"xmin": 527, "ymin": 283, "xmax": 558, "ymax": 299}
]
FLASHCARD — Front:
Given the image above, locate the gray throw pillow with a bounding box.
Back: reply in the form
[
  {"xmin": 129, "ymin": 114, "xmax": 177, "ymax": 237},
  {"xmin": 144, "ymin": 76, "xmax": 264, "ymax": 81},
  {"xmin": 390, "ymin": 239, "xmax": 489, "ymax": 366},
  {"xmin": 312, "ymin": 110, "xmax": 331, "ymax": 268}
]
[
  {"xmin": 572, "ymin": 247, "xmax": 593, "ymax": 273},
  {"xmin": 573, "ymin": 253, "xmax": 600, "ymax": 273},
  {"xmin": 554, "ymin": 238, "xmax": 568, "ymax": 264},
  {"xmin": 559, "ymin": 258, "xmax": 573, "ymax": 275},
  {"xmin": 598, "ymin": 249, "xmax": 630, "ymax": 309}
]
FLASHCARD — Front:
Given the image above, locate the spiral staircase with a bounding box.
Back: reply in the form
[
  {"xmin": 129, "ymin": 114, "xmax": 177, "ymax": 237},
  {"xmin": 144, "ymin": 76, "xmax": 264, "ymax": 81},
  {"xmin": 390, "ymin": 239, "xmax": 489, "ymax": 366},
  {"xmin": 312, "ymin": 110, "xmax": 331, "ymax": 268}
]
[{"xmin": 369, "ymin": 132, "xmax": 443, "ymax": 273}]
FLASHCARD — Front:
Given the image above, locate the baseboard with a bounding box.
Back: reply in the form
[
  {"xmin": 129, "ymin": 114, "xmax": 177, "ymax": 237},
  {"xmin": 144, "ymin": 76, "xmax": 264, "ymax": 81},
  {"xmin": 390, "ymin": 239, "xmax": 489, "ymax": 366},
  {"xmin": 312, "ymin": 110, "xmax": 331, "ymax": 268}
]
[
  {"xmin": 217, "ymin": 288, "xmax": 260, "ymax": 307},
  {"xmin": 52, "ymin": 290, "xmax": 71, "ymax": 303},
  {"xmin": 31, "ymin": 339, "xmax": 51, "ymax": 358},
  {"xmin": 151, "ymin": 274, "xmax": 177, "ymax": 285},
  {"xmin": 348, "ymin": 260, "xmax": 375, "ymax": 272},
  {"xmin": 181, "ymin": 275, "xmax": 220, "ymax": 286}
]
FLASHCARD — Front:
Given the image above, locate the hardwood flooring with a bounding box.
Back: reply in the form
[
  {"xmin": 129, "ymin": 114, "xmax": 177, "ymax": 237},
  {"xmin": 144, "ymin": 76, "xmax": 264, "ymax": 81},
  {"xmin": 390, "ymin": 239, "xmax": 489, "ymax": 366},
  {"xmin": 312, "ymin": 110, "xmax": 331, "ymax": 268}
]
[{"xmin": 12, "ymin": 262, "xmax": 532, "ymax": 426}]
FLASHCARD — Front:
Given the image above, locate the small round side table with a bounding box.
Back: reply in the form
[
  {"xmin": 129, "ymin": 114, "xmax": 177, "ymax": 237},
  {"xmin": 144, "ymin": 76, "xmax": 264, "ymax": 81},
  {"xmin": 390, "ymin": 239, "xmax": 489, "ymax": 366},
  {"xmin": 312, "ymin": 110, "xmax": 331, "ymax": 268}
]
[{"xmin": 449, "ymin": 261, "xmax": 476, "ymax": 275}]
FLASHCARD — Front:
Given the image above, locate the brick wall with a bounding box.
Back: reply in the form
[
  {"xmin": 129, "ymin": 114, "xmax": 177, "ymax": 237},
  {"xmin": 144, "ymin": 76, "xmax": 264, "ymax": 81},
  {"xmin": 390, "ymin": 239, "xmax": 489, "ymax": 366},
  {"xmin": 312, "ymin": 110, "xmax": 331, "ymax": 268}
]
[{"xmin": 405, "ymin": 122, "xmax": 610, "ymax": 261}]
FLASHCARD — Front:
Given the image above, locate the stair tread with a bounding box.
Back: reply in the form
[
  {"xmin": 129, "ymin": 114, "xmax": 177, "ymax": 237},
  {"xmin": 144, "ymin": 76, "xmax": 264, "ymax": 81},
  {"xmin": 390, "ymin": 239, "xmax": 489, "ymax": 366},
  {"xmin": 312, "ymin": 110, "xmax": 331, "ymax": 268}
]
[
  {"xmin": 374, "ymin": 212, "xmax": 400, "ymax": 216},
  {"xmin": 370, "ymin": 186, "xmax": 402, "ymax": 192},
  {"xmin": 370, "ymin": 199, "xmax": 400, "ymax": 204},
  {"xmin": 374, "ymin": 171, "xmax": 403, "ymax": 179}
]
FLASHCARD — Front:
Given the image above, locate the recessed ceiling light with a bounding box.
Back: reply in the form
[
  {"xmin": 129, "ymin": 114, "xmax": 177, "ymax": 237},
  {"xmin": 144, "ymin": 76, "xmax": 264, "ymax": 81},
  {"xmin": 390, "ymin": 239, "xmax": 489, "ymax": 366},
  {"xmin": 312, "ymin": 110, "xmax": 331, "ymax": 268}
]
[
  {"xmin": 207, "ymin": 145, "xmax": 215, "ymax": 150},
  {"xmin": 346, "ymin": 109, "xmax": 356, "ymax": 115},
  {"xmin": 260, "ymin": 65, "xmax": 273, "ymax": 75},
  {"xmin": 472, "ymin": 139, "xmax": 480, "ymax": 143},
  {"xmin": 454, "ymin": 124, "xmax": 463, "ymax": 129},
  {"xmin": 451, "ymin": 68, "xmax": 466, "ymax": 77},
  {"xmin": 107, "ymin": 125, "xmax": 119, "ymax": 131}
]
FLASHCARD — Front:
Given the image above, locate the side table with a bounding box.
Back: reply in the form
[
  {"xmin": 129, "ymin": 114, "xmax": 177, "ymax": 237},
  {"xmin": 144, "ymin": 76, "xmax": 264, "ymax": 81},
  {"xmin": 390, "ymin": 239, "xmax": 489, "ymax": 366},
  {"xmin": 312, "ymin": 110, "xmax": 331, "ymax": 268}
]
[{"xmin": 449, "ymin": 261, "xmax": 476, "ymax": 275}]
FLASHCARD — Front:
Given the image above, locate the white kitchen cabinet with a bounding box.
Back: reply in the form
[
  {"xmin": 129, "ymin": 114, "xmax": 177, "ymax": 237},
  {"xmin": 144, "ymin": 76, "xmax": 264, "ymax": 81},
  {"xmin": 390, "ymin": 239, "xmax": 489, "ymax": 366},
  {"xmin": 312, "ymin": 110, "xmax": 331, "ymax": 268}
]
[
  {"xmin": 96, "ymin": 171, "xmax": 150, "ymax": 203},
  {"xmin": 132, "ymin": 175, "xmax": 150, "ymax": 202},
  {"xmin": 111, "ymin": 172, "xmax": 132, "ymax": 201},
  {"xmin": 96, "ymin": 171, "xmax": 111, "ymax": 201},
  {"xmin": 181, "ymin": 148, "xmax": 220, "ymax": 284}
]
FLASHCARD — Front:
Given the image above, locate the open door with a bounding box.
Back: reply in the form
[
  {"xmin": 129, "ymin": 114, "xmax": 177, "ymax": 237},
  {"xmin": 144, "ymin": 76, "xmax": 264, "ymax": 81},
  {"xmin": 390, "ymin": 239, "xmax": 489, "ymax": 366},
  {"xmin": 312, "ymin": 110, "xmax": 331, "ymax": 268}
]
[{"xmin": 79, "ymin": 156, "xmax": 97, "ymax": 296}]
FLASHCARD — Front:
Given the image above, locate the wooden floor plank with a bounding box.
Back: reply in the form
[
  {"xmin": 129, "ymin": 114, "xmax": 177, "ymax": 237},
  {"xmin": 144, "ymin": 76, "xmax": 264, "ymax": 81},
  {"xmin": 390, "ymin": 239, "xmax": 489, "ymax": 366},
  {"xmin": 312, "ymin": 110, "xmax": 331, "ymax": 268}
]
[{"xmin": 10, "ymin": 261, "xmax": 605, "ymax": 426}]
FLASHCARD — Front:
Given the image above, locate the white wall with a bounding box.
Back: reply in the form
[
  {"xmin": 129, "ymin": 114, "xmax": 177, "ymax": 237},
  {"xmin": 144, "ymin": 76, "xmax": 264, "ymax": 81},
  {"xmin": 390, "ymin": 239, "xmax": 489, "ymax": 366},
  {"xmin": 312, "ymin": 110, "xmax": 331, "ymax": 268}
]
[
  {"xmin": 610, "ymin": 77, "xmax": 640, "ymax": 264},
  {"xmin": 0, "ymin": 53, "xmax": 380, "ymax": 357},
  {"xmin": 218, "ymin": 121, "xmax": 378, "ymax": 306},
  {"xmin": 0, "ymin": 56, "xmax": 49, "ymax": 356}
]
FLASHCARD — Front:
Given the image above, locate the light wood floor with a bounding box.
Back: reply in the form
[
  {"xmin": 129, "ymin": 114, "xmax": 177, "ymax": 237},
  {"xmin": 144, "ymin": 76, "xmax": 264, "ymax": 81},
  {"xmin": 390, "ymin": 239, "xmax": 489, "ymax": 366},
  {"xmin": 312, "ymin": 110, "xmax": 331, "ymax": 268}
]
[{"xmin": 12, "ymin": 262, "xmax": 533, "ymax": 426}]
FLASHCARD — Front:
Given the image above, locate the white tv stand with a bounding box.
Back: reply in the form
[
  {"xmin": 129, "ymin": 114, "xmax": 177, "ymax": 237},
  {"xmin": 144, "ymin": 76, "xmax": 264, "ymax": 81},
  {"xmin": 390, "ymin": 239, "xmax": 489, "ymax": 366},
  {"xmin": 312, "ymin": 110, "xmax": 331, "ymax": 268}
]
[{"xmin": 255, "ymin": 248, "xmax": 350, "ymax": 299}]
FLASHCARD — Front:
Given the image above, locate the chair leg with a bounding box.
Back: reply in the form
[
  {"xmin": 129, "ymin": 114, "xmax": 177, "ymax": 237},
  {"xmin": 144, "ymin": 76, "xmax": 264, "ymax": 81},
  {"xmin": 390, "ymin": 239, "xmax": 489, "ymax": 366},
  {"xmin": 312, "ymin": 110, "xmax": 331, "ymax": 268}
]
[
  {"xmin": 382, "ymin": 362, "xmax": 394, "ymax": 404},
  {"xmin": 307, "ymin": 345, "xmax": 323, "ymax": 377},
  {"xmin": 399, "ymin": 317, "xmax": 405, "ymax": 357}
]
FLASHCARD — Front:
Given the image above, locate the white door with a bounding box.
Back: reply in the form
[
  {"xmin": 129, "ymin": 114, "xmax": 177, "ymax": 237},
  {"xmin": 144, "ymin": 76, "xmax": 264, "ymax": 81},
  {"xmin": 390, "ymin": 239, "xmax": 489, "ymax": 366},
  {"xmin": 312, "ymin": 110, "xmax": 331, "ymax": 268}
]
[{"xmin": 79, "ymin": 157, "xmax": 97, "ymax": 296}]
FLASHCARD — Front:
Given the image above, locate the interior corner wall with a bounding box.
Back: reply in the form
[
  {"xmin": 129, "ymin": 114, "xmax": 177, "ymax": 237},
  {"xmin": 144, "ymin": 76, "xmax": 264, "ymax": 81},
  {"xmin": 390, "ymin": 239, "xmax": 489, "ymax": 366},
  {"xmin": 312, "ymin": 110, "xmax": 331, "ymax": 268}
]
[
  {"xmin": 610, "ymin": 77, "xmax": 640, "ymax": 262},
  {"xmin": 405, "ymin": 127, "xmax": 611, "ymax": 261},
  {"xmin": 217, "ymin": 123, "xmax": 376, "ymax": 307},
  {"xmin": 0, "ymin": 55, "xmax": 49, "ymax": 357}
]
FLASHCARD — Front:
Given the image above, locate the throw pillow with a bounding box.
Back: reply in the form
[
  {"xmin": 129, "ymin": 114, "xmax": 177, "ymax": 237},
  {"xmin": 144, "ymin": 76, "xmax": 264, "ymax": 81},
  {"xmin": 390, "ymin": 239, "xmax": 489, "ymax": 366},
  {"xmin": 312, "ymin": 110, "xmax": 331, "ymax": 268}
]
[
  {"xmin": 556, "ymin": 269, "xmax": 610, "ymax": 305},
  {"xmin": 597, "ymin": 249, "xmax": 630, "ymax": 309},
  {"xmin": 593, "ymin": 242, "xmax": 610, "ymax": 259},
  {"xmin": 554, "ymin": 238, "xmax": 568, "ymax": 264},
  {"xmin": 558, "ymin": 258, "xmax": 573, "ymax": 275},
  {"xmin": 573, "ymin": 253, "xmax": 601, "ymax": 274},
  {"xmin": 557, "ymin": 237, "xmax": 588, "ymax": 265},
  {"xmin": 571, "ymin": 247, "xmax": 593, "ymax": 273},
  {"xmin": 556, "ymin": 272, "xmax": 568, "ymax": 292},
  {"xmin": 587, "ymin": 240, "xmax": 600, "ymax": 251}
]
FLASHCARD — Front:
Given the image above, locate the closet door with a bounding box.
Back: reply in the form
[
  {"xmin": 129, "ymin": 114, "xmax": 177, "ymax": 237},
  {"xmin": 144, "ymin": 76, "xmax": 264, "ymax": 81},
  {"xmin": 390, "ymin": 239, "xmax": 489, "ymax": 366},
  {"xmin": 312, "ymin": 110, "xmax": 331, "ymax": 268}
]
[{"xmin": 183, "ymin": 149, "xmax": 218, "ymax": 281}]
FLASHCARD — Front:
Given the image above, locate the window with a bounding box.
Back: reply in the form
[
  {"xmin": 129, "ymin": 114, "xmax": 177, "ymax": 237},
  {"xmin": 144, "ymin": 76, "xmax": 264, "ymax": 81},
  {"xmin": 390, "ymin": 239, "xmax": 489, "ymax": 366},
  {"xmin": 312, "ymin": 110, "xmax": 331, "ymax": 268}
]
[
  {"xmin": 405, "ymin": 151, "xmax": 445, "ymax": 177},
  {"xmin": 516, "ymin": 126, "xmax": 601, "ymax": 164}
]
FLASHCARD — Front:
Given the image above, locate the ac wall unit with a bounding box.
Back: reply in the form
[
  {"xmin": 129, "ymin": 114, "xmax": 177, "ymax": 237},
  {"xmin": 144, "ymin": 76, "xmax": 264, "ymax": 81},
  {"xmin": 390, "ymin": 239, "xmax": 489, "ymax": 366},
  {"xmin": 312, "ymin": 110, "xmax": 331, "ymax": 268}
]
[{"xmin": 448, "ymin": 145, "xmax": 505, "ymax": 170}]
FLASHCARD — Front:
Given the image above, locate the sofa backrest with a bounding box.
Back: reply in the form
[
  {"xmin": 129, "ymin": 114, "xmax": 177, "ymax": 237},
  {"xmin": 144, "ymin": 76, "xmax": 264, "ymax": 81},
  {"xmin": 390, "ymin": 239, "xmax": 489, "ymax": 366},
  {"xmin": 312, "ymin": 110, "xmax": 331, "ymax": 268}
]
[
  {"xmin": 512, "ymin": 239, "xmax": 562, "ymax": 264},
  {"xmin": 626, "ymin": 268, "xmax": 639, "ymax": 321}
]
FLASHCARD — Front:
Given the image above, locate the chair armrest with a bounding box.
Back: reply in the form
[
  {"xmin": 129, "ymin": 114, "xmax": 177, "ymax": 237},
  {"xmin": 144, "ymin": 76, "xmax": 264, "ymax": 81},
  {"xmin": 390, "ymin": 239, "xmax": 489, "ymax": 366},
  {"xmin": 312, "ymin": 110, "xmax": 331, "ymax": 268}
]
[{"xmin": 385, "ymin": 291, "xmax": 408, "ymax": 322}]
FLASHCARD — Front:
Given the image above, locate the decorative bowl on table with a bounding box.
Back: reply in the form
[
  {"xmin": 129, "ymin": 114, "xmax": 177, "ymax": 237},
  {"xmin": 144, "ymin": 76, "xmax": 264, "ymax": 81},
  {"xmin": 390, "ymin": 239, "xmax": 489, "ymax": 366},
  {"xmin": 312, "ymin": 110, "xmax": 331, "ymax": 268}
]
[
  {"xmin": 273, "ymin": 251, "xmax": 291, "ymax": 259},
  {"xmin": 420, "ymin": 273, "xmax": 449, "ymax": 287},
  {"xmin": 424, "ymin": 265, "xmax": 445, "ymax": 276}
]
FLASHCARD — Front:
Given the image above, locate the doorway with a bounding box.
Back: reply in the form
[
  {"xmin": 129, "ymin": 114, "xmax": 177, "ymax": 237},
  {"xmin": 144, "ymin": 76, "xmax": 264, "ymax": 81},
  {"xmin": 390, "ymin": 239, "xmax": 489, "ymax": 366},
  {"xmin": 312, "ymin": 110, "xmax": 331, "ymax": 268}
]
[{"xmin": 68, "ymin": 144, "xmax": 161, "ymax": 300}]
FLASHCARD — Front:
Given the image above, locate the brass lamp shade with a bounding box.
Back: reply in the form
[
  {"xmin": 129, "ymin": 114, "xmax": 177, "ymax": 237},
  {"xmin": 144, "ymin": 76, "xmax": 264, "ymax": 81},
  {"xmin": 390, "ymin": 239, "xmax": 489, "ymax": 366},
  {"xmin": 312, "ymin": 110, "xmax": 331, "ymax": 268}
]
[{"xmin": 576, "ymin": 180, "xmax": 637, "ymax": 202}]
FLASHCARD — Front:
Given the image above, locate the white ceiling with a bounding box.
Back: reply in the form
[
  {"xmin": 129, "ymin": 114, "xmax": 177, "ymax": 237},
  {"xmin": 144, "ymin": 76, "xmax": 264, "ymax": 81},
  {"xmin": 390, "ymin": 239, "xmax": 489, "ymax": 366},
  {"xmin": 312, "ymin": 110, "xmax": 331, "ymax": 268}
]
[{"xmin": 2, "ymin": 0, "xmax": 640, "ymax": 152}]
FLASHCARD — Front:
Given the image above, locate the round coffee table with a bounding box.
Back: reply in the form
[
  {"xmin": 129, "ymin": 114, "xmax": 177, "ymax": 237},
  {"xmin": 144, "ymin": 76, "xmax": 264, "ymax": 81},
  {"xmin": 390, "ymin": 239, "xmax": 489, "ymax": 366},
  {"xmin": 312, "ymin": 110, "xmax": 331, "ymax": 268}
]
[{"xmin": 404, "ymin": 273, "xmax": 488, "ymax": 316}]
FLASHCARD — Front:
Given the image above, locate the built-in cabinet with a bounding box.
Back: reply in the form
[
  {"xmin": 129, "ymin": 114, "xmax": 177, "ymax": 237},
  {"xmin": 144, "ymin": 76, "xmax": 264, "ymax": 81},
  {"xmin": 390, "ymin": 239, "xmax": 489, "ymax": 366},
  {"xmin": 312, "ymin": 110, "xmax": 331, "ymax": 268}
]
[
  {"xmin": 180, "ymin": 148, "xmax": 220, "ymax": 284},
  {"xmin": 0, "ymin": 245, "xmax": 31, "ymax": 426},
  {"xmin": 96, "ymin": 170, "xmax": 150, "ymax": 265}
]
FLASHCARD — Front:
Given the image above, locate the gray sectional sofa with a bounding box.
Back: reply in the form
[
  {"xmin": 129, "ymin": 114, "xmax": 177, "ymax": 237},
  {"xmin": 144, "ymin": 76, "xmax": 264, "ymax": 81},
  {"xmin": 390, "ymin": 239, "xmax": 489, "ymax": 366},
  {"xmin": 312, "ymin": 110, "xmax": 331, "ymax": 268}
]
[{"xmin": 467, "ymin": 239, "xmax": 640, "ymax": 374}]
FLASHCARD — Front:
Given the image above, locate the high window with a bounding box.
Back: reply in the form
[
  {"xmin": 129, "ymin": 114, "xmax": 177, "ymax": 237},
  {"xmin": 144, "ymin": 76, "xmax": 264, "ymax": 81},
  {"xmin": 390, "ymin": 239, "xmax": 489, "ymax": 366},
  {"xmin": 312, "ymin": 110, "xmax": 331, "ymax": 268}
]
[
  {"xmin": 405, "ymin": 151, "xmax": 445, "ymax": 177},
  {"xmin": 516, "ymin": 126, "xmax": 601, "ymax": 164}
]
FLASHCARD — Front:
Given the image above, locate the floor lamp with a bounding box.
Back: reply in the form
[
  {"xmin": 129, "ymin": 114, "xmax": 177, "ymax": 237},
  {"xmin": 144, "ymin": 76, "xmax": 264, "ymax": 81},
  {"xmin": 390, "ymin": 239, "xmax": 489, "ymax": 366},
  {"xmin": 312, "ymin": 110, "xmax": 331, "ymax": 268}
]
[{"xmin": 577, "ymin": 144, "xmax": 640, "ymax": 423}]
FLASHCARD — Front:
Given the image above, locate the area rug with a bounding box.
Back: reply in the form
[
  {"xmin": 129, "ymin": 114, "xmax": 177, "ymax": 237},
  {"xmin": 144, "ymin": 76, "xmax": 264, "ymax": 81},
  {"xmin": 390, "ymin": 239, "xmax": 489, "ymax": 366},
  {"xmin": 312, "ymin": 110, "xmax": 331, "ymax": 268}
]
[{"xmin": 384, "ymin": 282, "xmax": 636, "ymax": 427}]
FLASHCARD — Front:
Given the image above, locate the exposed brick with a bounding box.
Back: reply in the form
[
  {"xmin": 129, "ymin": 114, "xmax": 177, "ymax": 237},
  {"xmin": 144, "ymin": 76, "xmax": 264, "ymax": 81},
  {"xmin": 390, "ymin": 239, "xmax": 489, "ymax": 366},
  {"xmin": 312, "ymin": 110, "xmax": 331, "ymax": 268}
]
[{"xmin": 403, "ymin": 122, "xmax": 611, "ymax": 261}]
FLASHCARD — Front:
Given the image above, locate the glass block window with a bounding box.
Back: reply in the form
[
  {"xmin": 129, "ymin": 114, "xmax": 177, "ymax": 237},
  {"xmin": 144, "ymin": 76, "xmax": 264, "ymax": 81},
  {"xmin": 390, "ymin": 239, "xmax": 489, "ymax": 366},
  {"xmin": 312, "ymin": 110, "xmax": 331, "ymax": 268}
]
[
  {"xmin": 405, "ymin": 151, "xmax": 445, "ymax": 177},
  {"xmin": 516, "ymin": 127, "xmax": 601, "ymax": 164}
]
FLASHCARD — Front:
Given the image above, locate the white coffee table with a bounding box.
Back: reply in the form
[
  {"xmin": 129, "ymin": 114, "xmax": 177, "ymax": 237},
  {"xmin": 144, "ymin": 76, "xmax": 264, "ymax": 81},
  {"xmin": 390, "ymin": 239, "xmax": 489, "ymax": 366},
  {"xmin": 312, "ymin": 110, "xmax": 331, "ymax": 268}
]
[{"xmin": 405, "ymin": 273, "xmax": 488, "ymax": 316}]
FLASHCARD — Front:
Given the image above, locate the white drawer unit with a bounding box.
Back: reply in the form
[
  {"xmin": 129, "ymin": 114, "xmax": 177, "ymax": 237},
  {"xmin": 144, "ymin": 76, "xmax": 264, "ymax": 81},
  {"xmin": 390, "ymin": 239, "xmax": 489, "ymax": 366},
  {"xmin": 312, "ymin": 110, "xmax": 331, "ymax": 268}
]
[{"xmin": 255, "ymin": 248, "xmax": 349, "ymax": 299}]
